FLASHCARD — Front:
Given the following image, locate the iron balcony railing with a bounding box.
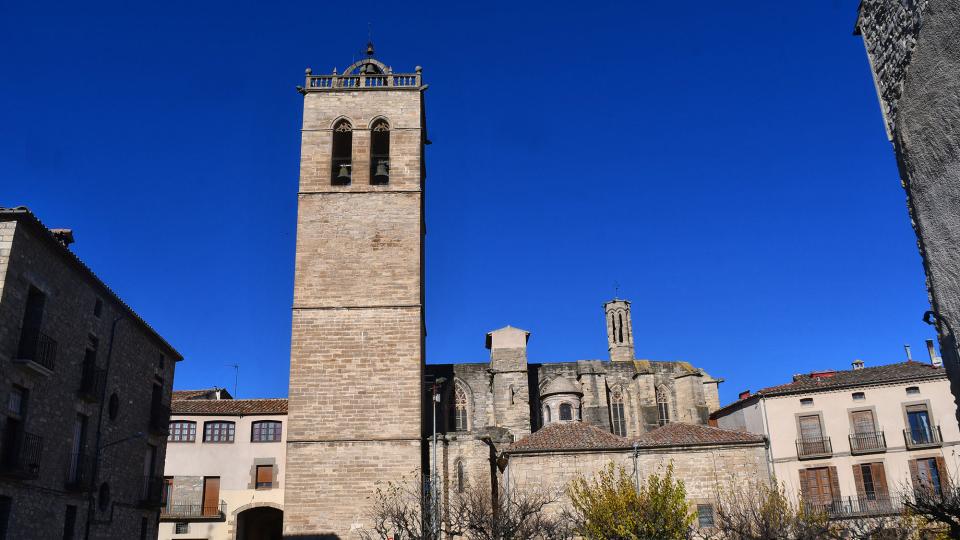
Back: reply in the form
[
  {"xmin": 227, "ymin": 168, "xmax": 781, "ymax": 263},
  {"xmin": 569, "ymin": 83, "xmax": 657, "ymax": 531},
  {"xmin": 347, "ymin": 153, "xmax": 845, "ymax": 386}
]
[
  {"xmin": 65, "ymin": 452, "xmax": 94, "ymax": 491},
  {"xmin": 141, "ymin": 475, "xmax": 164, "ymax": 506},
  {"xmin": 160, "ymin": 501, "xmax": 227, "ymax": 520},
  {"xmin": 904, "ymin": 425, "xmax": 943, "ymax": 449},
  {"xmin": 0, "ymin": 430, "xmax": 43, "ymax": 478},
  {"xmin": 805, "ymin": 495, "xmax": 905, "ymax": 519},
  {"xmin": 849, "ymin": 431, "xmax": 887, "ymax": 454},
  {"xmin": 796, "ymin": 436, "xmax": 832, "ymax": 459},
  {"xmin": 149, "ymin": 404, "xmax": 171, "ymax": 435},
  {"xmin": 16, "ymin": 331, "xmax": 57, "ymax": 372},
  {"xmin": 77, "ymin": 364, "xmax": 106, "ymax": 402}
]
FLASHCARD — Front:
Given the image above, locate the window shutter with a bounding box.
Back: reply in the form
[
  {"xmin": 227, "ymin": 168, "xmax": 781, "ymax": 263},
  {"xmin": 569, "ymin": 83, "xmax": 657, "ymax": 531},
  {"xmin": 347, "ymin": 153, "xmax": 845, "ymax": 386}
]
[
  {"xmin": 852, "ymin": 464, "xmax": 865, "ymax": 499},
  {"xmin": 798, "ymin": 470, "xmax": 811, "ymax": 503},
  {"xmin": 828, "ymin": 467, "xmax": 841, "ymax": 502},
  {"xmin": 257, "ymin": 465, "xmax": 273, "ymax": 485},
  {"xmin": 935, "ymin": 456, "xmax": 950, "ymax": 491},
  {"xmin": 908, "ymin": 459, "xmax": 920, "ymax": 493},
  {"xmin": 872, "ymin": 463, "xmax": 889, "ymax": 498}
]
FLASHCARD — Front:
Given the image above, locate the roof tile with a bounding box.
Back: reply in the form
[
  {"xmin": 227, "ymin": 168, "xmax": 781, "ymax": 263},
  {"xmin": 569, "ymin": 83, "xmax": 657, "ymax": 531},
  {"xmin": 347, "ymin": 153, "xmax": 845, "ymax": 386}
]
[{"xmin": 171, "ymin": 398, "xmax": 287, "ymax": 416}]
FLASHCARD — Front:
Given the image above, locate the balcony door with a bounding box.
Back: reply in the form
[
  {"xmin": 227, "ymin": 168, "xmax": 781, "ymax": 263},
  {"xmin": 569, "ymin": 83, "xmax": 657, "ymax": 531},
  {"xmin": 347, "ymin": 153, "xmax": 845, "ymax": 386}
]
[
  {"xmin": 851, "ymin": 410, "xmax": 879, "ymax": 451},
  {"xmin": 907, "ymin": 405, "xmax": 932, "ymax": 444},
  {"xmin": 800, "ymin": 467, "xmax": 837, "ymax": 510},
  {"xmin": 202, "ymin": 477, "xmax": 220, "ymax": 517},
  {"xmin": 799, "ymin": 415, "xmax": 825, "ymax": 454}
]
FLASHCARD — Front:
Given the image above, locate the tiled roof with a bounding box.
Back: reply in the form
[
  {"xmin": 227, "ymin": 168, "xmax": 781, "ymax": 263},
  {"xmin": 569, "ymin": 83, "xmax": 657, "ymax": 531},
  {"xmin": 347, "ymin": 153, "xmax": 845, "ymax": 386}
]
[
  {"xmin": 506, "ymin": 422, "xmax": 632, "ymax": 453},
  {"xmin": 632, "ymin": 423, "xmax": 764, "ymax": 448},
  {"xmin": 171, "ymin": 398, "xmax": 287, "ymax": 416},
  {"xmin": 0, "ymin": 207, "xmax": 182, "ymax": 360},
  {"xmin": 172, "ymin": 388, "xmax": 233, "ymax": 400},
  {"xmin": 712, "ymin": 361, "xmax": 946, "ymax": 417}
]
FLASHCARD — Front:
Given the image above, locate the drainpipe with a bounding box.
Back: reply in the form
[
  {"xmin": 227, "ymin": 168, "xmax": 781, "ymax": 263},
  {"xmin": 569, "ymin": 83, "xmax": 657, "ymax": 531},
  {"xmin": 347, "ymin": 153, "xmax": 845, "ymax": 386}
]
[
  {"xmin": 758, "ymin": 398, "xmax": 776, "ymax": 485},
  {"xmin": 84, "ymin": 316, "xmax": 123, "ymax": 540},
  {"xmin": 632, "ymin": 441, "xmax": 640, "ymax": 492}
]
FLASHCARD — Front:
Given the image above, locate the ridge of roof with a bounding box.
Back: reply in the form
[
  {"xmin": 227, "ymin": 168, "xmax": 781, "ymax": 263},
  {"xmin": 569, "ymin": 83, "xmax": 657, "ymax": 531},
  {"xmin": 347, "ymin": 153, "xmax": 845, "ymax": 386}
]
[
  {"xmin": 632, "ymin": 422, "xmax": 765, "ymax": 448},
  {"xmin": 506, "ymin": 422, "xmax": 631, "ymax": 453},
  {"xmin": 0, "ymin": 207, "xmax": 182, "ymax": 360},
  {"xmin": 171, "ymin": 397, "xmax": 287, "ymax": 415}
]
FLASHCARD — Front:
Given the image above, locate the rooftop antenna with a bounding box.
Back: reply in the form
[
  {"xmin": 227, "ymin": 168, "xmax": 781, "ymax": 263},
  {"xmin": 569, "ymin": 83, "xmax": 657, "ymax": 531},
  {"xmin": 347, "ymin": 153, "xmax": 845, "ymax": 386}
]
[{"xmin": 225, "ymin": 363, "xmax": 239, "ymax": 397}]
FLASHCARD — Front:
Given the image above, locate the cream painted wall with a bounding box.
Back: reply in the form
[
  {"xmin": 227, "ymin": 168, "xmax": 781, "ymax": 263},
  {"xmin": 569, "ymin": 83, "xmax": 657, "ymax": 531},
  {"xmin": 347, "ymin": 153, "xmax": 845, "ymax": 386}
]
[{"xmin": 158, "ymin": 412, "xmax": 286, "ymax": 540}]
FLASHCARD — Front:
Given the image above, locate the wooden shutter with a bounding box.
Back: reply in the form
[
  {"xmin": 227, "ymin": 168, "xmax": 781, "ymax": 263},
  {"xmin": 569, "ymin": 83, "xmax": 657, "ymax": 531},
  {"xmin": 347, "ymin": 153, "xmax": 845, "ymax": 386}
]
[
  {"xmin": 935, "ymin": 456, "xmax": 950, "ymax": 491},
  {"xmin": 828, "ymin": 467, "xmax": 841, "ymax": 502},
  {"xmin": 908, "ymin": 459, "xmax": 920, "ymax": 492},
  {"xmin": 851, "ymin": 410, "xmax": 874, "ymax": 434},
  {"xmin": 852, "ymin": 464, "xmax": 866, "ymax": 499},
  {"xmin": 257, "ymin": 465, "xmax": 273, "ymax": 487},
  {"xmin": 202, "ymin": 477, "xmax": 220, "ymax": 516},
  {"xmin": 872, "ymin": 463, "xmax": 889, "ymax": 498},
  {"xmin": 799, "ymin": 415, "xmax": 823, "ymax": 439},
  {"xmin": 799, "ymin": 469, "xmax": 811, "ymax": 503}
]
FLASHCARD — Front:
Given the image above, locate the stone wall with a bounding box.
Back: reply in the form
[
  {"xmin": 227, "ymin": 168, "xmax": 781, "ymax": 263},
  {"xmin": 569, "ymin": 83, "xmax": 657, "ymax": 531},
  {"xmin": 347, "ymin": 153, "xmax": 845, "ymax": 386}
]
[
  {"xmin": 0, "ymin": 215, "xmax": 178, "ymax": 540},
  {"xmin": 857, "ymin": 0, "xmax": 960, "ymax": 426}
]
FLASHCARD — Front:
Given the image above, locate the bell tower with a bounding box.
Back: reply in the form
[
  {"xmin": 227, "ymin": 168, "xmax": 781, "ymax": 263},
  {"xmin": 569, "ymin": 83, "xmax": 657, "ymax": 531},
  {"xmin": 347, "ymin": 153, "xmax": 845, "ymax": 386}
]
[
  {"xmin": 604, "ymin": 298, "xmax": 635, "ymax": 362},
  {"xmin": 284, "ymin": 46, "xmax": 427, "ymax": 537}
]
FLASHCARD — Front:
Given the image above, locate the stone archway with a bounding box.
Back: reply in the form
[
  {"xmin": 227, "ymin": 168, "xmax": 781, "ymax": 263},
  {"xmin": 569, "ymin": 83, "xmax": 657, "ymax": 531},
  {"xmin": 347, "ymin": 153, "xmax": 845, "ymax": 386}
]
[{"xmin": 233, "ymin": 503, "xmax": 283, "ymax": 540}]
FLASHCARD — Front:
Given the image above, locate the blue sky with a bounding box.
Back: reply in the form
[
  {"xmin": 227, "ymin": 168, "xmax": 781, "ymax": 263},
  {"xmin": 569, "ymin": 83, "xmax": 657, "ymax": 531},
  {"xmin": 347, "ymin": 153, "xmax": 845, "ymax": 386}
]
[{"xmin": 0, "ymin": 1, "xmax": 936, "ymax": 404}]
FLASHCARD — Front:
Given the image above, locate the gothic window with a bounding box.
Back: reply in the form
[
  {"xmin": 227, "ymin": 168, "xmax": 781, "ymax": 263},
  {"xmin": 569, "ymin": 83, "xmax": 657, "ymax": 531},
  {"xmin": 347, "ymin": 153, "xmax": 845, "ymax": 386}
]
[
  {"xmin": 454, "ymin": 383, "xmax": 469, "ymax": 432},
  {"xmin": 656, "ymin": 386, "xmax": 670, "ymax": 426},
  {"xmin": 456, "ymin": 460, "xmax": 465, "ymax": 493},
  {"xmin": 331, "ymin": 119, "xmax": 353, "ymax": 185},
  {"xmin": 370, "ymin": 119, "xmax": 390, "ymax": 185},
  {"xmin": 618, "ymin": 313, "xmax": 624, "ymax": 343},
  {"xmin": 610, "ymin": 390, "xmax": 626, "ymax": 437},
  {"xmin": 559, "ymin": 403, "xmax": 573, "ymax": 421}
]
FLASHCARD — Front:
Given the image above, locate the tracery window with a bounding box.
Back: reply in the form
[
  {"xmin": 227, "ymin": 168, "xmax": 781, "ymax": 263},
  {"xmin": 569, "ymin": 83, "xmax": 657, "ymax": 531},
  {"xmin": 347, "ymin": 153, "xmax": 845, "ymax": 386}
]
[
  {"xmin": 370, "ymin": 119, "xmax": 390, "ymax": 185},
  {"xmin": 331, "ymin": 120, "xmax": 353, "ymax": 185},
  {"xmin": 559, "ymin": 402, "xmax": 573, "ymax": 421},
  {"xmin": 610, "ymin": 390, "xmax": 626, "ymax": 437},
  {"xmin": 656, "ymin": 386, "xmax": 670, "ymax": 426},
  {"xmin": 454, "ymin": 383, "xmax": 469, "ymax": 432}
]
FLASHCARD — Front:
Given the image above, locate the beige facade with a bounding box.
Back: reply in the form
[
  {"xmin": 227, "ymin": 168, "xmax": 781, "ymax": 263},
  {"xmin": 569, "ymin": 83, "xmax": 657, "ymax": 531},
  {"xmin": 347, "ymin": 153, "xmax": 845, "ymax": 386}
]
[
  {"xmin": 160, "ymin": 391, "xmax": 286, "ymax": 540},
  {"xmin": 714, "ymin": 359, "xmax": 958, "ymax": 516}
]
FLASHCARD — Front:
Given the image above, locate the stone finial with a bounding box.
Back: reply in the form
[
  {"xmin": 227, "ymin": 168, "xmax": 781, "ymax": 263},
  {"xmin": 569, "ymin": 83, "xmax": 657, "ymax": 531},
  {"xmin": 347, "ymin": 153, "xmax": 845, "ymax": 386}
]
[{"xmin": 305, "ymin": 67, "xmax": 312, "ymax": 75}]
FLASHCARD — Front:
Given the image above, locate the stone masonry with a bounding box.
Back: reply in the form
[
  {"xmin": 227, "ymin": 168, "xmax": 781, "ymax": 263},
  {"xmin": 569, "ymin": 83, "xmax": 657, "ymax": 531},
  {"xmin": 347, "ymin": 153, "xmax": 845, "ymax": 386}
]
[
  {"xmin": 0, "ymin": 208, "xmax": 180, "ymax": 540},
  {"xmin": 856, "ymin": 1, "xmax": 960, "ymax": 426},
  {"xmin": 284, "ymin": 53, "xmax": 427, "ymax": 538}
]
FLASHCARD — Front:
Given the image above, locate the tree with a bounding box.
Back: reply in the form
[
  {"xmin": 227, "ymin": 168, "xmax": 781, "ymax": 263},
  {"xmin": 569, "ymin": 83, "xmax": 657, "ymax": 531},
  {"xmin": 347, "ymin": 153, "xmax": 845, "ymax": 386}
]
[
  {"xmin": 903, "ymin": 484, "xmax": 960, "ymax": 539},
  {"xmin": 567, "ymin": 461, "xmax": 695, "ymax": 540},
  {"xmin": 359, "ymin": 471, "xmax": 436, "ymax": 540}
]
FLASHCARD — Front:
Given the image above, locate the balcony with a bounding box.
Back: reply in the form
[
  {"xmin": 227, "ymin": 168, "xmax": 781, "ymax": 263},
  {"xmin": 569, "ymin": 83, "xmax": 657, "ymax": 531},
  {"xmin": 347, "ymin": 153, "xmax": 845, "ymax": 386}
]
[
  {"xmin": 796, "ymin": 436, "xmax": 832, "ymax": 459},
  {"xmin": 904, "ymin": 425, "xmax": 943, "ymax": 449},
  {"xmin": 160, "ymin": 501, "xmax": 227, "ymax": 521},
  {"xmin": 77, "ymin": 365, "xmax": 106, "ymax": 402},
  {"xmin": 149, "ymin": 404, "xmax": 171, "ymax": 435},
  {"xmin": 140, "ymin": 475, "xmax": 164, "ymax": 507},
  {"xmin": 65, "ymin": 452, "xmax": 94, "ymax": 491},
  {"xmin": 13, "ymin": 331, "xmax": 57, "ymax": 375},
  {"xmin": 0, "ymin": 430, "xmax": 43, "ymax": 478},
  {"xmin": 303, "ymin": 69, "xmax": 422, "ymax": 92},
  {"xmin": 806, "ymin": 495, "xmax": 904, "ymax": 519},
  {"xmin": 849, "ymin": 431, "xmax": 887, "ymax": 455}
]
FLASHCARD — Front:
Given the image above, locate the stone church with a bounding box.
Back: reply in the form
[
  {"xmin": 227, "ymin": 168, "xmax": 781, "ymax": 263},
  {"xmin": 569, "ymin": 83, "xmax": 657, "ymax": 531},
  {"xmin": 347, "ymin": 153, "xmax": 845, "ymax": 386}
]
[{"xmin": 283, "ymin": 46, "xmax": 769, "ymax": 538}]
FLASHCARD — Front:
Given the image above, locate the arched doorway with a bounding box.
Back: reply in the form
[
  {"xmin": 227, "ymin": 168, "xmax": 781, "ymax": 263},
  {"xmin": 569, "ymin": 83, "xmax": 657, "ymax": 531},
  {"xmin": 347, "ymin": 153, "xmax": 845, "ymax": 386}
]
[{"xmin": 235, "ymin": 506, "xmax": 282, "ymax": 540}]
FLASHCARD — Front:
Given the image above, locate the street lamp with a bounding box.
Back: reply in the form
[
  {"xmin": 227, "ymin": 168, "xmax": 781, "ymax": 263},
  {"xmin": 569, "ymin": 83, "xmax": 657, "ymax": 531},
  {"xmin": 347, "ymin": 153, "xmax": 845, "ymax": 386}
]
[{"xmin": 431, "ymin": 376, "xmax": 447, "ymax": 538}]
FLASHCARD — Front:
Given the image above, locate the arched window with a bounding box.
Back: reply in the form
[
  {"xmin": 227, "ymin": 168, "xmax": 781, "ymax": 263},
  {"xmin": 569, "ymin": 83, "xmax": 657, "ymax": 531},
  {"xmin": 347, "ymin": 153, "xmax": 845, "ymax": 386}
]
[
  {"xmin": 370, "ymin": 119, "xmax": 390, "ymax": 185},
  {"xmin": 331, "ymin": 119, "xmax": 353, "ymax": 185},
  {"xmin": 544, "ymin": 405, "xmax": 552, "ymax": 424},
  {"xmin": 618, "ymin": 313, "xmax": 624, "ymax": 343},
  {"xmin": 559, "ymin": 402, "xmax": 573, "ymax": 421},
  {"xmin": 251, "ymin": 420, "xmax": 282, "ymax": 442},
  {"xmin": 203, "ymin": 420, "xmax": 235, "ymax": 443},
  {"xmin": 610, "ymin": 389, "xmax": 626, "ymax": 437},
  {"xmin": 454, "ymin": 383, "xmax": 469, "ymax": 432},
  {"xmin": 656, "ymin": 386, "xmax": 670, "ymax": 426},
  {"xmin": 456, "ymin": 460, "xmax": 466, "ymax": 493}
]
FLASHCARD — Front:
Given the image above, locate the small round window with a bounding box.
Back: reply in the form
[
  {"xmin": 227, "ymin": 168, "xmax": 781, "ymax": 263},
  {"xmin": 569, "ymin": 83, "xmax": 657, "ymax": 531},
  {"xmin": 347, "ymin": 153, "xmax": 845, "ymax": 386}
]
[
  {"xmin": 98, "ymin": 482, "xmax": 111, "ymax": 511},
  {"xmin": 108, "ymin": 393, "xmax": 120, "ymax": 420}
]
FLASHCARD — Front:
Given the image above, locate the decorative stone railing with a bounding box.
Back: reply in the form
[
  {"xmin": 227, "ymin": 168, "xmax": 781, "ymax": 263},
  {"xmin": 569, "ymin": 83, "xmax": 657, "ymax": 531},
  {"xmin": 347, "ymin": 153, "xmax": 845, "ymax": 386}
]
[{"xmin": 301, "ymin": 67, "xmax": 422, "ymax": 92}]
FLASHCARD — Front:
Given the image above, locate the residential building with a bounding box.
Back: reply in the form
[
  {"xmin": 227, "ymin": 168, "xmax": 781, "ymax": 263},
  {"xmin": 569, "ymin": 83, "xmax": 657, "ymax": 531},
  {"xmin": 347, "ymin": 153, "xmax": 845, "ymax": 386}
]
[
  {"xmin": 160, "ymin": 389, "xmax": 286, "ymax": 540},
  {"xmin": 712, "ymin": 355, "xmax": 958, "ymax": 518},
  {"xmin": 855, "ymin": 1, "xmax": 960, "ymax": 426},
  {"xmin": 0, "ymin": 206, "xmax": 181, "ymax": 539}
]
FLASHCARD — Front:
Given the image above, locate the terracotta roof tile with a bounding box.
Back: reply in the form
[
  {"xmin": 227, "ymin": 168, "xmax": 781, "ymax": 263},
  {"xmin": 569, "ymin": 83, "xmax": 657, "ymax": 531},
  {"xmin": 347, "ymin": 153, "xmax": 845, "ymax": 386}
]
[
  {"xmin": 632, "ymin": 423, "xmax": 764, "ymax": 448},
  {"xmin": 172, "ymin": 388, "xmax": 233, "ymax": 400},
  {"xmin": 171, "ymin": 398, "xmax": 287, "ymax": 416},
  {"xmin": 506, "ymin": 422, "xmax": 632, "ymax": 453}
]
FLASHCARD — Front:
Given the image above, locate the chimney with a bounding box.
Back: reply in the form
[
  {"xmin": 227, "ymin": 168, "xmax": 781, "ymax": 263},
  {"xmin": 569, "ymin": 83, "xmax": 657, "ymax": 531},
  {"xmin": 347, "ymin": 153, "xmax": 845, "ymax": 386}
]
[
  {"xmin": 904, "ymin": 344, "xmax": 913, "ymax": 362},
  {"xmin": 50, "ymin": 228, "xmax": 74, "ymax": 248},
  {"xmin": 926, "ymin": 339, "xmax": 943, "ymax": 367},
  {"xmin": 738, "ymin": 390, "xmax": 751, "ymax": 400},
  {"xmin": 485, "ymin": 326, "xmax": 530, "ymax": 372},
  {"xmin": 852, "ymin": 359, "xmax": 864, "ymax": 370}
]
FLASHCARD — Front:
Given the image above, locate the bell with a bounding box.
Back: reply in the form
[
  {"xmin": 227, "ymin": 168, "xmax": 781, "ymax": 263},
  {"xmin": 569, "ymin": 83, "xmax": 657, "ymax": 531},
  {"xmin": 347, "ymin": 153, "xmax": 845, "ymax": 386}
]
[
  {"xmin": 337, "ymin": 163, "xmax": 351, "ymax": 180},
  {"xmin": 374, "ymin": 160, "xmax": 389, "ymax": 179}
]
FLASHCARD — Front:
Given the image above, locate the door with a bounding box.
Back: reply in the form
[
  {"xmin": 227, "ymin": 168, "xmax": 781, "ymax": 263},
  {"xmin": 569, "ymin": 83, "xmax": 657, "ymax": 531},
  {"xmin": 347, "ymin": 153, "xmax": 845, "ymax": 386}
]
[
  {"xmin": 202, "ymin": 477, "xmax": 220, "ymax": 516},
  {"xmin": 907, "ymin": 406, "xmax": 932, "ymax": 444},
  {"xmin": 916, "ymin": 458, "xmax": 943, "ymax": 496},
  {"xmin": 851, "ymin": 410, "xmax": 877, "ymax": 450},
  {"xmin": 69, "ymin": 415, "xmax": 87, "ymax": 483},
  {"xmin": 799, "ymin": 415, "xmax": 825, "ymax": 454},
  {"xmin": 802, "ymin": 468, "xmax": 835, "ymax": 509}
]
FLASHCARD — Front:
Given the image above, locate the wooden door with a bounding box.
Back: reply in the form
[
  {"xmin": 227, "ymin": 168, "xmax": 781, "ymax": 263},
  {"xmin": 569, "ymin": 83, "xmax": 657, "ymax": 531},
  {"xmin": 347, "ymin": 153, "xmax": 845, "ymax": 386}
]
[
  {"xmin": 799, "ymin": 415, "xmax": 824, "ymax": 453},
  {"xmin": 202, "ymin": 477, "xmax": 220, "ymax": 516},
  {"xmin": 802, "ymin": 468, "xmax": 834, "ymax": 507}
]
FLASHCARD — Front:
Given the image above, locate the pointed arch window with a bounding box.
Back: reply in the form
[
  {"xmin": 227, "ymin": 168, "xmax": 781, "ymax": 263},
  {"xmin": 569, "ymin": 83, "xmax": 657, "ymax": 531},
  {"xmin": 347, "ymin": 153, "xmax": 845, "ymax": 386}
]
[
  {"xmin": 455, "ymin": 460, "xmax": 466, "ymax": 493},
  {"xmin": 559, "ymin": 402, "xmax": 573, "ymax": 421},
  {"xmin": 370, "ymin": 119, "xmax": 390, "ymax": 185},
  {"xmin": 656, "ymin": 386, "xmax": 670, "ymax": 426},
  {"xmin": 331, "ymin": 120, "xmax": 353, "ymax": 185},
  {"xmin": 454, "ymin": 383, "xmax": 469, "ymax": 432},
  {"xmin": 610, "ymin": 389, "xmax": 626, "ymax": 437}
]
